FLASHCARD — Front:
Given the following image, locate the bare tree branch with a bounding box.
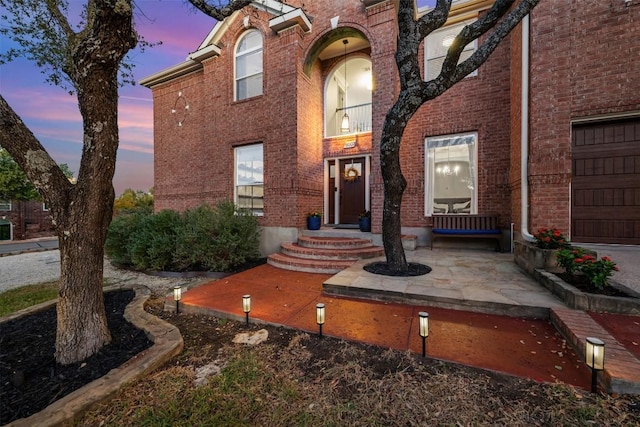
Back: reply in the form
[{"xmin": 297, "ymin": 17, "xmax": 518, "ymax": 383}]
[{"xmin": 187, "ymin": 0, "xmax": 253, "ymax": 21}]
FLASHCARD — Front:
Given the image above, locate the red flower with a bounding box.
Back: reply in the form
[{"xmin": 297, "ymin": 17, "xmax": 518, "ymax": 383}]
[
  {"xmin": 583, "ymin": 255, "xmax": 594, "ymax": 261},
  {"xmin": 602, "ymin": 256, "xmax": 611, "ymax": 262},
  {"xmin": 574, "ymin": 258, "xmax": 584, "ymax": 263},
  {"xmin": 553, "ymin": 230, "xmax": 561, "ymax": 237},
  {"xmin": 544, "ymin": 237, "xmax": 551, "ymax": 242}
]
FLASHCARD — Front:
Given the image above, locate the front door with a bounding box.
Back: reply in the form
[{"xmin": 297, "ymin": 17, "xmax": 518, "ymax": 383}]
[{"xmin": 339, "ymin": 157, "xmax": 366, "ymax": 224}]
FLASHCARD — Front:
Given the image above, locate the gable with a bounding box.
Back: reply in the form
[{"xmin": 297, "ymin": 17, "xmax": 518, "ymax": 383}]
[{"xmin": 141, "ymin": 0, "xmax": 310, "ymax": 88}]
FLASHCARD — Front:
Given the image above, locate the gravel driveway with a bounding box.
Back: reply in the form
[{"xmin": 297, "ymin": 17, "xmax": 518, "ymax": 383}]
[{"xmin": 0, "ymin": 250, "xmax": 202, "ymax": 295}]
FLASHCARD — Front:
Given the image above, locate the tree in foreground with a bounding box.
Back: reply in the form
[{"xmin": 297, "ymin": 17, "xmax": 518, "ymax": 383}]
[
  {"xmin": 378, "ymin": 0, "xmax": 540, "ymax": 272},
  {"xmin": 0, "ymin": 0, "xmax": 539, "ymax": 364},
  {"xmin": 0, "ymin": 0, "xmax": 248, "ymax": 365}
]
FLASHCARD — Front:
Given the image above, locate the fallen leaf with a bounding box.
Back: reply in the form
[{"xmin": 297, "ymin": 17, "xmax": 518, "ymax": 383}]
[
  {"xmin": 555, "ymin": 365, "xmax": 563, "ymax": 371},
  {"xmin": 531, "ymin": 351, "xmax": 536, "ymax": 355},
  {"xmin": 520, "ymin": 340, "xmax": 525, "ymax": 345}
]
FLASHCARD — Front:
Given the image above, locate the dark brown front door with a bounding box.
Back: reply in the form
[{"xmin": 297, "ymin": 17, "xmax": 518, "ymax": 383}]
[
  {"xmin": 339, "ymin": 157, "xmax": 365, "ymax": 224},
  {"xmin": 571, "ymin": 118, "xmax": 640, "ymax": 244}
]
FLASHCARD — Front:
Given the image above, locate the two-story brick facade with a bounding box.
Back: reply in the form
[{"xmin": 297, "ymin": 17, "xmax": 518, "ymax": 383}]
[{"xmin": 141, "ymin": 0, "xmax": 640, "ymax": 254}]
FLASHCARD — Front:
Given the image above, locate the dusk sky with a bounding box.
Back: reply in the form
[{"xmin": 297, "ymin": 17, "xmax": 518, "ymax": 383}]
[{"xmin": 1, "ymin": 1, "xmax": 434, "ymax": 196}]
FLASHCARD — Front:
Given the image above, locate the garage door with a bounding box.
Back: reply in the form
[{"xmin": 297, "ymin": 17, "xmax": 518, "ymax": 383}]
[{"xmin": 572, "ymin": 118, "xmax": 640, "ymax": 244}]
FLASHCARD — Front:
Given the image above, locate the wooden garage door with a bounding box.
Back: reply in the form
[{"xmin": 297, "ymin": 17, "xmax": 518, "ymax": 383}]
[{"xmin": 571, "ymin": 118, "xmax": 640, "ymax": 244}]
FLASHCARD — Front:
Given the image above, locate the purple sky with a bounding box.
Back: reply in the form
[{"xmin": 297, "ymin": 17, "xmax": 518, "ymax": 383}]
[
  {"xmin": 1, "ymin": 1, "xmax": 215, "ymax": 195},
  {"xmin": 1, "ymin": 1, "xmax": 435, "ymax": 196}
]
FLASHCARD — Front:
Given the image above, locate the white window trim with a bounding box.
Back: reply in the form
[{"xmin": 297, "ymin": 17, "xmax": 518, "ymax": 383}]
[
  {"xmin": 424, "ymin": 19, "xmax": 478, "ymax": 82},
  {"xmin": 424, "ymin": 132, "xmax": 478, "ymax": 216},
  {"xmin": 0, "ymin": 200, "xmax": 12, "ymax": 211},
  {"xmin": 234, "ymin": 143, "xmax": 264, "ymax": 216},
  {"xmin": 234, "ymin": 29, "xmax": 263, "ymax": 101}
]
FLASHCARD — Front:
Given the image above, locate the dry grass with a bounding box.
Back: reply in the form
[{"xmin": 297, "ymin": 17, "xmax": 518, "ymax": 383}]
[{"xmin": 72, "ymin": 299, "xmax": 640, "ymax": 427}]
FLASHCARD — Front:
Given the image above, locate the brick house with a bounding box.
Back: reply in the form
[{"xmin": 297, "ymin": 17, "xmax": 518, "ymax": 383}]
[
  {"xmin": 0, "ymin": 200, "xmax": 54, "ymax": 241},
  {"xmin": 141, "ymin": 0, "xmax": 640, "ymax": 255}
]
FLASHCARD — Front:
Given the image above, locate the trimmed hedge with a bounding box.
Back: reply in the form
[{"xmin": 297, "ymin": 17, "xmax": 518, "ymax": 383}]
[{"xmin": 106, "ymin": 201, "xmax": 260, "ymax": 272}]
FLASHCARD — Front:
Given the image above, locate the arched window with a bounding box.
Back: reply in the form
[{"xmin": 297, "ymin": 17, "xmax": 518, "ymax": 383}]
[
  {"xmin": 235, "ymin": 30, "xmax": 263, "ymax": 101},
  {"xmin": 324, "ymin": 56, "xmax": 372, "ymax": 137}
]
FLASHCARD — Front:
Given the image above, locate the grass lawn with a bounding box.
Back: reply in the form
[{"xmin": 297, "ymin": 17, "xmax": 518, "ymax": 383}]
[{"xmin": 0, "ymin": 282, "xmax": 58, "ymax": 317}]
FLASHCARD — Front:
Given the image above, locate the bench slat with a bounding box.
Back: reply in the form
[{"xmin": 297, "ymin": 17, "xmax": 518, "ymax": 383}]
[{"xmin": 431, "ymin": 214, "xmax": 502, "ymax": 251}]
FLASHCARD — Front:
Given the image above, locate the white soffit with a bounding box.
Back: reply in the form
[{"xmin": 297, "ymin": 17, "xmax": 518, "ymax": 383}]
[{"xmin": 269, "ymin": 8, "xmax": 312, "ymax": 33}]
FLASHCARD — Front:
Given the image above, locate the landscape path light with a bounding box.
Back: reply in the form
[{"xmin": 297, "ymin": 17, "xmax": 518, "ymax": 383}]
[
  {"xmin": 418, "ymin": 311, "xmax": 429, "ymax": 357},
  {"xmin": 316, "ymin": 303, "xmax": 325, "ymax": 338},
  {"xmin": 173, "ymin": 285, "xmax": 182, "ymax": 314},
  {"xmin": 243, "ymin": 295, "xmax": 251, "ymax": 326},
  {"xmin": 585, "ymin": 337, "xmax": 605, "ymax": 393}
]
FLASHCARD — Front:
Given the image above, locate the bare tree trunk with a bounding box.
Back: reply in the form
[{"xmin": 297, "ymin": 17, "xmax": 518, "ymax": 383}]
[{"xmin": 380, "ymin": 90, "xmax": 423, "ymax": 273}]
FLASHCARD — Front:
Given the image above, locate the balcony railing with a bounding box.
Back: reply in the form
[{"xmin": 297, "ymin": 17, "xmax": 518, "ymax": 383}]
[{"xmin": 333, "ymin": 103, "xmax": 372, "ymax": 136}]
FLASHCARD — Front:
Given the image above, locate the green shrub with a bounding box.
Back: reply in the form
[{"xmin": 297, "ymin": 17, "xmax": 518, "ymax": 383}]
[
  {"xmin": 106, "ymin": 201, "xmax": 260, "ymax": 272},
  {"xmin": 128, "ymin": 209, "xmax": 180, "ymax": 271},
  {"xmin": 173, "ymin": 205, "xmax": 218, "ymax": 271},
  {"xmin": 105, "ymin": 210, "xmax": 149, "ymax": 266}
]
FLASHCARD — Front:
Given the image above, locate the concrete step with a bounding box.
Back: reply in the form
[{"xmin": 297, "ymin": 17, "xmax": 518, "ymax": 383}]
[
  {"xmin": 551, "ymin": 307, "xmax": 640, "ymax": 395},
  {"xmin": 267, "ymin": 252, "xmax": 356, "ymax": 274},
  {"xmin": 297, "ymin": 235, "xmax": 374, "ymax": 250},
  {"xmin": 280, "ymin": 242, "xmax": 384, "ymax": 260}
]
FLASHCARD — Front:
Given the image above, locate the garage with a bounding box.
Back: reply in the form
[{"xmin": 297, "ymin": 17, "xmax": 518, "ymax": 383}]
[{"xmin": 571, "ymin": 118, "xmax": 640, "ymax": 244}]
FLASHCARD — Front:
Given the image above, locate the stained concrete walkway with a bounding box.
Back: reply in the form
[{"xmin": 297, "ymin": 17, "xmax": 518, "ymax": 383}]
[{"xmin": 178, "ymin": 249, "xmax": 640, "ymax": 394}]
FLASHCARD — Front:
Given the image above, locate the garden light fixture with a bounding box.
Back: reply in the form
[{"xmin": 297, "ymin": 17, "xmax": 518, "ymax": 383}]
[
  {"xmin": 243, "ymin": 295, "xmax": 251, "ymax": 326},
  {"xmin": 585, "ymin": 337, "xmax": 605, "ymax": 393},
  {"xmin": 173, "ymin": 285, "xmax": 182, "ymax": 314},
  {"xmin": 316, "ymin": 303, "xmax": 325, "ymax": 338},
  {"xmin": 418, "ymin": 311, "xmax": 429, "ymax": 357}
]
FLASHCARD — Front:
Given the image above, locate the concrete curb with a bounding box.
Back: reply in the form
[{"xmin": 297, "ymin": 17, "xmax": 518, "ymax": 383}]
[{"xmin": 5, "ymin": 284, "xmax": 184, "ymax": 427}]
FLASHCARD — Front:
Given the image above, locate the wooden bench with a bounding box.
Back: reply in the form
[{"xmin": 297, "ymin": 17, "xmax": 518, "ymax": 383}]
[{"xmin": 430, "ymin": 214, "xmax": 502, "ymax": 251}]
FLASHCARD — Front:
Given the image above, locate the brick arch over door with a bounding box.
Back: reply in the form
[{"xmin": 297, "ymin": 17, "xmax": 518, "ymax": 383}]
[
  {"xmin": 571, "ymin": 118, "xmax": 640, "ymax": 244},
  {"xmin": 303, "ymin": 27, "xmax": 369, "ymax": 77}
]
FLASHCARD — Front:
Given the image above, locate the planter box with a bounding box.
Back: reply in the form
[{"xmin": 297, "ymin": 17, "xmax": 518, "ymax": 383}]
[
  {"xmin": 535, "ymin": 269, "xmax": 640, "ymax": 314},
  {"xmin": 514, "ymin": 241, "xmax": 563, "ymax": 276}
]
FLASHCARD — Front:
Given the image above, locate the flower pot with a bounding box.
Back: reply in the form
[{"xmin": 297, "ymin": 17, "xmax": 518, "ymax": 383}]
[
  {"xmin": 359, "ymin": 217, "xmax": 371, "ymax": 232},
  {"xmin": 307, "ymin": 216, "xmax": 321, "ymax": 230}
]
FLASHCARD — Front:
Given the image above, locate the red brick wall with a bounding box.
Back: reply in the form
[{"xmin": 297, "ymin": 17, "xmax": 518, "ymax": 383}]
[
  {"xmin": 150, "ymin": 0, "xmax": 639, "ymax": 245},
  {"xmin": 525, "ymin": 0, "xmax": 640, "ymax": 239}
]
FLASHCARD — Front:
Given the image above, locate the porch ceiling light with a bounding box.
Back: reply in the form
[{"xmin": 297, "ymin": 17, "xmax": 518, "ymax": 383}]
[
  {"xmin": 340, "ymin": 39, "xmax": 350, "ymax": 133},
  {"xmin": 585, "ymin": 337, "xmax": 605, "ymax": 393}
]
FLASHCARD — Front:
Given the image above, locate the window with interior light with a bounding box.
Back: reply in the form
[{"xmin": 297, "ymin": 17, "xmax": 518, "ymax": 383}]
[
  {"xmin": 425, "ymin": 19, "xmax": 477, "ymax": 81},
  {"xmin": 425, "ymin": 133, "xmax": 477, "ymax": 215},
  {"xmin": 235, "ymin": 30, "xmax": 263, "ymax": 101},
  {"xmin": 235, "ymin": 143, "xmax": 264, "ymax": 215}
]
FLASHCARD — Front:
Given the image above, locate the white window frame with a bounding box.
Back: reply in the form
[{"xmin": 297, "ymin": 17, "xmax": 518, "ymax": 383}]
[
  {"xmin": 0, "ymin": 200, "xmax": 11, "ymax": 211},
  {"xmin": 425, "ymin": 19, "xmax": 477, "ymax": 81},
  {"xmin": 234, "ymin": 29, "xmax": 263, "ymax": 101},
  {"xmin": 234, "ymin": 143, "xmax": 264, "ymax": 216},
  {"xmin": 424, "ymin": 132, "xmax": 478, "ymax": 216}
]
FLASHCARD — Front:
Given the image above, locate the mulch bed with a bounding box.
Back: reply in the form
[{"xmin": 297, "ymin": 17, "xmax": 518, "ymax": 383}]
[
  {"xmin": 363, "ymin": 261, "xmax": 432, "ymax": 276},
  {"xmin": 0, "ymin": 290, "xmax": 152, "ymax": 425},
  {"xmin": 555, "ymin": 273, "xmax": 632, "ymax": 298}
]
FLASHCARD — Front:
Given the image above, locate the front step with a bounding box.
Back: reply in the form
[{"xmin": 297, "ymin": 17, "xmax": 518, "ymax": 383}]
[{"xmin": 268, "ymin": 236, "xmax": 384, "ymax": 274}]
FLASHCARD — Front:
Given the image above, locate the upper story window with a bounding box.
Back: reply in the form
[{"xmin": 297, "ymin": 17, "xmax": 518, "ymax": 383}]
[
  {"xmin": 0, "ymin": 200, "xmax": 11, "ymax": 211},
  {"xmin": 235, "ymin": 30, "xmax": 263, "ymax": 101},
  {"xmin": 425, "ymin": 20, "xmax": 477, "ymax": 81}
]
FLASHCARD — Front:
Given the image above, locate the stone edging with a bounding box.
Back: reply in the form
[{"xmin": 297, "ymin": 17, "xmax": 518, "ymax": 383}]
[
  {"xmin": 535, "ymin": 269, "xmax": 640, "ymax": 315},
  {"xmin": 4, "ymin": 284, "xmax": 184, "ymax": 427}
]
